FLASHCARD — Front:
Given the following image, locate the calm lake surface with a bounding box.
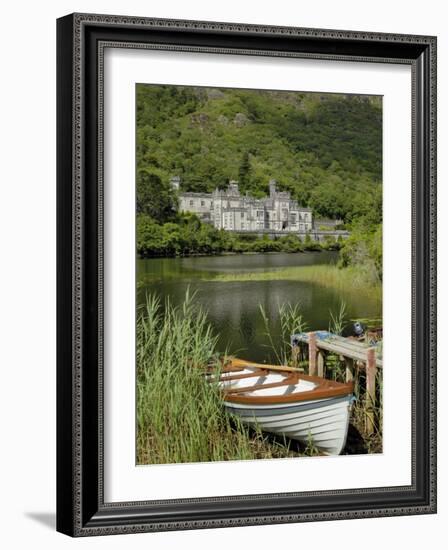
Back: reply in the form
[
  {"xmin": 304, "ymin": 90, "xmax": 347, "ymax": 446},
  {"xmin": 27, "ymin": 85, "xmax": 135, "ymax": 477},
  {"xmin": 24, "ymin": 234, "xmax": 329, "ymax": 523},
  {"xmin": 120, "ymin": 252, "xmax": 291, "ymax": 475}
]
[{"xmin": 137, "ymin": 252, "xmax": 381, "ymax": 363}]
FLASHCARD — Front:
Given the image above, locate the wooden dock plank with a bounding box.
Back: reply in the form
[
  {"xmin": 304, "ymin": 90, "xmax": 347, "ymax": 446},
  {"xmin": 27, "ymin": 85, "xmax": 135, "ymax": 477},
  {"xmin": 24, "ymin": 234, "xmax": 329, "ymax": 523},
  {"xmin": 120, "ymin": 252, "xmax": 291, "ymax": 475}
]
[
  {"xmin": 291, "ymin": 332, "xmax": 383, "ymax": 367},
  {"xmin": 294, "ymin": 332, "xmax": 372, "ymax": 352}
]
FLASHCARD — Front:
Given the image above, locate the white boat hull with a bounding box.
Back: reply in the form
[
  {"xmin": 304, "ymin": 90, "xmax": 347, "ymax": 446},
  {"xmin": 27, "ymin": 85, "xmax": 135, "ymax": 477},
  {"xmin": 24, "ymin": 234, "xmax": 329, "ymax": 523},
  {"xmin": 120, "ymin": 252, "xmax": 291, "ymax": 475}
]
[
  {"xmin": 224, "ymin": 394, "xmax": 352, "ymax": 455},
  {"xmin": 214, "ymin": 359, "xmax": 354, "ymax": 455}
]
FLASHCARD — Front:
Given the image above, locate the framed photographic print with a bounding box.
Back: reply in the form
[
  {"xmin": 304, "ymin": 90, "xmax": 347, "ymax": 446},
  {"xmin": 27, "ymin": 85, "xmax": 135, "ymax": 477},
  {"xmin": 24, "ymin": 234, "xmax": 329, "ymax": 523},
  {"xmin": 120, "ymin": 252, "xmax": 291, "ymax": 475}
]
[{"xmin": 56, "ymin": 13, "xmax": 437, "ymax": 536}]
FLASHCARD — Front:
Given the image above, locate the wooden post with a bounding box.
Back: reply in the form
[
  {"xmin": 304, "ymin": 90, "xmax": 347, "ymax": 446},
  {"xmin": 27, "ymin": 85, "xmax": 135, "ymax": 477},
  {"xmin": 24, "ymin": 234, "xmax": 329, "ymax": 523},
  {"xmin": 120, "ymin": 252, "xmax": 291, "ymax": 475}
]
[
  {"xmin": 345, "ymin": 357, "xmax": 354, "ymax": 383},
  {"xmin": 365, "ymin": 348, "xmax": 377, "ymax": 435},
  {"xmin": 299, "ymin": 343, "xmax": 305, "ymax": 363},
  {"xmin": 317, "ymin": 351, "xmax": 325, "ymax": 378},
  {"xmin": 308, "ymin": 332, "xmax": 317, "ymax": 376},
  {"xmin": 291, "ymin": 343, "xmax": 299, "ymax": 369}
]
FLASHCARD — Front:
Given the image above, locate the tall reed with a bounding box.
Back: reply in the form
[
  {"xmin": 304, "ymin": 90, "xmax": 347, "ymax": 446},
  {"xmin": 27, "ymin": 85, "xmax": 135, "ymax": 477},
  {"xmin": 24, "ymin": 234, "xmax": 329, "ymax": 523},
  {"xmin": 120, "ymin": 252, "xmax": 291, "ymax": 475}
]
[
  {"xmin": 137, "ymin": 291, "xmax": 292, "ymax": 464},
  {"xmin": 259, "ymin": 302, "xmax": 307, "ymax": 365},
  {"xmin": 329, "ymin": 301, "xmax": 347, "ymax": 335}
]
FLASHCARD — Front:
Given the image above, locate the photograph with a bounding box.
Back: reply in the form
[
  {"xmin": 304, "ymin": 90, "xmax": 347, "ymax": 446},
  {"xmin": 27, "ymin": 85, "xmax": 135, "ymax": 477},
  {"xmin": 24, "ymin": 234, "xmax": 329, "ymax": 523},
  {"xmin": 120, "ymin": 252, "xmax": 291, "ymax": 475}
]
[{"xmin": 135, "ymin": 84, "xmax": 384, "ymax": 465}]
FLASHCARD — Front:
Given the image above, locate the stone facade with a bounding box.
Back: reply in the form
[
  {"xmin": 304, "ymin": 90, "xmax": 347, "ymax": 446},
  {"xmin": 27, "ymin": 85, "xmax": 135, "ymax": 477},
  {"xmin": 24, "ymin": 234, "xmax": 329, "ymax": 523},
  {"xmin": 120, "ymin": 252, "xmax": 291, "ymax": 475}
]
[{"xmin": 177, "ymin": 178, "xmax": 313, "ymax": 233}]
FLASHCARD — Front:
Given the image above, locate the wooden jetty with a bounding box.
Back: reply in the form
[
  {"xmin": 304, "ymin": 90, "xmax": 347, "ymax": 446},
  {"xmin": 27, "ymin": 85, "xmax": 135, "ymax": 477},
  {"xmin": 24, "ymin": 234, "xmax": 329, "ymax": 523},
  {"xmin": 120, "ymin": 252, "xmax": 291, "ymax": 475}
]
[{"xmin": 291, "ymin": 331, "xmax": 383, "ymax": 434}]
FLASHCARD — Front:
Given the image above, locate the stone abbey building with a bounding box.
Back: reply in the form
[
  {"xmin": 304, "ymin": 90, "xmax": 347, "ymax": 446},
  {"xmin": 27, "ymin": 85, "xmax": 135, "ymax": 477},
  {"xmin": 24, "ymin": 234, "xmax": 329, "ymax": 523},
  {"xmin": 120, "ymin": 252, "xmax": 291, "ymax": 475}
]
[{"xmin": 173, "ymin": 177, "xmax": 313, "ymax": 234}]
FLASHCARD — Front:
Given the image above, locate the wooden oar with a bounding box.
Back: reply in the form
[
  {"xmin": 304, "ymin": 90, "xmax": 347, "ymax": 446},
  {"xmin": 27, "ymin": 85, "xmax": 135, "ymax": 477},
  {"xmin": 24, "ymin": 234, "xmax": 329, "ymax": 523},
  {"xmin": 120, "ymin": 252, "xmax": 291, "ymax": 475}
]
[{"xmin": 227, "ymin": 357, "xmax": 304, "ymax": 373}]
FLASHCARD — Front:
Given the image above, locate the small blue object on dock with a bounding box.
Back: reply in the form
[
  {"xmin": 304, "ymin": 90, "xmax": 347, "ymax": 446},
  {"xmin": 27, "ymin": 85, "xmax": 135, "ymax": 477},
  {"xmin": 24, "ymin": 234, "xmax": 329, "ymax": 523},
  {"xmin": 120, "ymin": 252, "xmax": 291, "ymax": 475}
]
[{"xmin": 291, "ymin": 331, "xmax": 333, "ymax": 346}]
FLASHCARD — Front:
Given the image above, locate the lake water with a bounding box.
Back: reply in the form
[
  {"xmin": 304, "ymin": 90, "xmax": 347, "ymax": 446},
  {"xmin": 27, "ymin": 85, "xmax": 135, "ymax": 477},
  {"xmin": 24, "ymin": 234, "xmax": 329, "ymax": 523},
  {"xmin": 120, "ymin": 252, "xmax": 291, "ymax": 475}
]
[{"xmin": 137, "ymin": 252, "xmax": 381, "ymax": 363}]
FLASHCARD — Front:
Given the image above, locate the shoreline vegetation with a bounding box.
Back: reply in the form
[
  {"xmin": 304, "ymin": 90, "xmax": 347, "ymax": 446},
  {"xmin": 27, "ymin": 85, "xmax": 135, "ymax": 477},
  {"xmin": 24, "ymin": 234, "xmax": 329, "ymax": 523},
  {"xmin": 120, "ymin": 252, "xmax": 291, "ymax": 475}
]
[
  {"xmin": 137, "ymin": 292, "xmax": 382, "ymax": 465},
  {"xmin": 137, "ymin": 261, "xmax": 382, "ymax": 300},
  {"xmin": 137, "ymin": 213, "xmax": 382, "ymax": 291},
  {"xmin": 137, "ymin": 212, "xmax": 341, "ymax": 258},
  {"xmin": 203, "ymin": 264, "xmax": 382, "ymax": 300}
]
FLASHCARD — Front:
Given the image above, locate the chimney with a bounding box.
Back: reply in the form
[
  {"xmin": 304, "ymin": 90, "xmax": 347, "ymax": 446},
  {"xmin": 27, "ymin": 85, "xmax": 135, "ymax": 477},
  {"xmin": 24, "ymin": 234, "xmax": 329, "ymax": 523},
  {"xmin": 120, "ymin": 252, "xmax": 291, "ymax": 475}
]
[{"xmin": 269, "ymin": 179, "xmax": 277, "ymax": 197}]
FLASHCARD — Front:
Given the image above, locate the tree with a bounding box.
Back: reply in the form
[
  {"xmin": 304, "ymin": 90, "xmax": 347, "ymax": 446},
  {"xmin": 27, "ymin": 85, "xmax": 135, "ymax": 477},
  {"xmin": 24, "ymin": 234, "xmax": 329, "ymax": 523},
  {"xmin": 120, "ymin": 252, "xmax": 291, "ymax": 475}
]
[
  {"xmin": 238, "ymin": 151, "xmax": 251, "ymax": 191},
  {"xmin": 338, "ymin": 222, "xmax": 382, "ymax": 283},
  {"xmin": 136, "ymin": 171, "xmax": 177, "ymax": 223},
  {"xmin": 136, "ymin": 215, "xmax": 165, "ymax": 257}
]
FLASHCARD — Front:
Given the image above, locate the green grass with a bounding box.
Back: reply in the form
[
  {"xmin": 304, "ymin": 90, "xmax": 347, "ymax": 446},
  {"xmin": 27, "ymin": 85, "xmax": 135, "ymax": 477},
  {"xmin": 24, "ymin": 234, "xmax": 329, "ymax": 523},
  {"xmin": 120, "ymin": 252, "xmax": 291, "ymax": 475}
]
[
  {"xmin": 137, "ymin": 291, "xmax": 299, "ymax": 464},
  {"xmin": 203, "ymin": 264, "xmax": 381, "ymax": 299}
]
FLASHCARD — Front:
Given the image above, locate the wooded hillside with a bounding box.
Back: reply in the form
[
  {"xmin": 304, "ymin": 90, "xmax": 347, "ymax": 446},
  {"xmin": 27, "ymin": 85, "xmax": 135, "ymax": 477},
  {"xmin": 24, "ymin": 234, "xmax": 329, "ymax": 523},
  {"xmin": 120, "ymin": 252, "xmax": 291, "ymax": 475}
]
[{"xmin": 136, "ymin": 85, "xmax": 382, "ymax": 223}]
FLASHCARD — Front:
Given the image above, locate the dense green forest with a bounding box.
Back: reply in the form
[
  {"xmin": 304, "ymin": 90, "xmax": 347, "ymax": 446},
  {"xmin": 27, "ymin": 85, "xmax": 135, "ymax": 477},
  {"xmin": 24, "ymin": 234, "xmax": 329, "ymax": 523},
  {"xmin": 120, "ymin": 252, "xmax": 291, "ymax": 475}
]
[
  {"xmin": 136, "ymin": 85, "xmax": 382, "ymax": 280},
  {"xmin": 137, "ymin": 212, "xmax": 341, "ymax": 257}
]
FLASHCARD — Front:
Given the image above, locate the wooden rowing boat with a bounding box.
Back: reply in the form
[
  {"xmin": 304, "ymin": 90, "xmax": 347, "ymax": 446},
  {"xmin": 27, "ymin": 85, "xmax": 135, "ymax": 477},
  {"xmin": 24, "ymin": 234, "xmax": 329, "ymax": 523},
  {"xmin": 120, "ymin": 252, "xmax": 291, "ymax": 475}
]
[{"xmin": 211, "ymin": 358, "xmax": 354, "ymax": 456}]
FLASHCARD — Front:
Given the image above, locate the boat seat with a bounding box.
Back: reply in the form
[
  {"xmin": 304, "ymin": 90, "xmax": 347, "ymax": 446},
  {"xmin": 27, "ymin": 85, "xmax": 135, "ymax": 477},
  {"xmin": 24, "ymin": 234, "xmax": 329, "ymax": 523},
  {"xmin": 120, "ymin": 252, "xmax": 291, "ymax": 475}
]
[
  {"xmin": 224, "ymin": 375, "xmax": 297, "ymax": 395},
  {"xmin": 218, "ymin": 369, "xmax": 267, "ymax": 382}
]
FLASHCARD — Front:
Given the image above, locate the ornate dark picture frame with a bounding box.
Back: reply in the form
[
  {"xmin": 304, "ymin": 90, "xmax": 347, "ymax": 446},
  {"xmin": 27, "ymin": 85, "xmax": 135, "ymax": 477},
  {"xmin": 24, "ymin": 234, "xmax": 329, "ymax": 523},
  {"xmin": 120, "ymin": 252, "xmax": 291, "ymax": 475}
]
[{"xmin": 56, "ymin": 13, "xmax": 437, "ymax": 537}]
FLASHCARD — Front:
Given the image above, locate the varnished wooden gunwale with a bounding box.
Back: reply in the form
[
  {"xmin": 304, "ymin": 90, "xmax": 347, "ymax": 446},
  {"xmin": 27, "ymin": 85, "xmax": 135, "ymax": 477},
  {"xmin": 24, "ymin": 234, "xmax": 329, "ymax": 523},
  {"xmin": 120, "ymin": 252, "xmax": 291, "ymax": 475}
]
[{"xmin": 222, "ymin": 358, "xmax": 353, "ymax": 405}]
